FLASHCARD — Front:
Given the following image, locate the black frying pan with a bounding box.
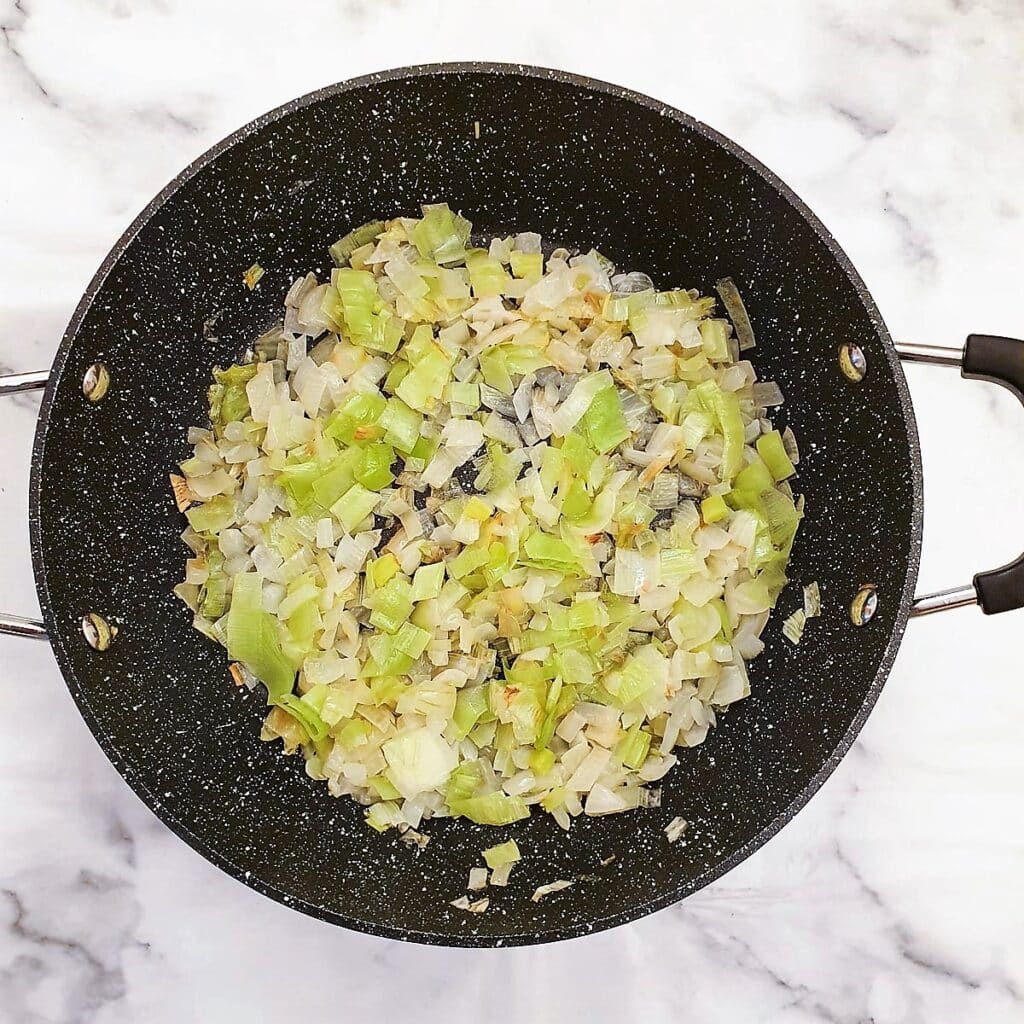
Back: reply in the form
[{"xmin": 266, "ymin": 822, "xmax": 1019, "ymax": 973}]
[{"xmin": 3, "ymin": 64, "xmax": 1022, "ymax": 947}]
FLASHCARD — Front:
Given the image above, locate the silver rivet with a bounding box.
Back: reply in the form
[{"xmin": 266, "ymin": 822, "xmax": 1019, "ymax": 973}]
[
  {"xmin": 838, "ymin": 343, "xmax": 867, "ymax": 383},
  {"xmin": 82, "ymin": 612, "xmax": 115, "ymax": 650},
  {"xmin": 82, "ymin": 363, "xmax": 110, "ymax": 402},
  {"xmin": 850, "ymin": 585, "xmax": 878, "ymax": 626}
]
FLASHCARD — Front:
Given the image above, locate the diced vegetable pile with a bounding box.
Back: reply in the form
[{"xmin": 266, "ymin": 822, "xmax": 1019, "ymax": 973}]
[{"xmin": 173, "ymin": 205, "xmax": 802, "ymax": 834}]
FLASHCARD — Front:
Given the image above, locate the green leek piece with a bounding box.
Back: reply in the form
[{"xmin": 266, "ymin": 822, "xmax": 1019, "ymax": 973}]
[
  {"xmin": 529, "ymin": 747, "xmax": 556, "ymax": 776},
  {"xmin": 701, "ymin": 494, "xmax": 729, "ymax": 523},
  {"xmin": 354, "ymin": 443, "xmax": 395, "ymax": 491},
  {"xmin": 369, "ymin": 675, "xmax": 405, "ymax": 705},
  {"xmin": 219, "ymin": 385, "xmax": 250, "ymax": 425},
  {"xmin": 445, "ymin": 760, "xmax": 484, "ymax": 807},
  {"xmin": 734, "ymin": 455, "xmax": 774, "ymax": 496},
  {"xmin": 395, "ymin": 331, "xmax": 454, "ymax": 411},
  {"xmin": 282, "ymin": 595, "xmax": 322, "ymax": 665},
  {"xmin": 370, "ymin": 553, "xmax": 400, "ymax": 587},
  {"xmin": 330, "ymin": 220, "xmax": 386, "ymax": 266},
  {"xmin": 486, "ymin": 676, "xmax": 536, "ymax": 745},
  {"xmin": 699, "ymin": 319, "xmax": 731, "ymax": 361},
  {"xmin": 386, "ymin": 253, "xmax": 430, "ymax": 299},
  {"xmin": 331, "ymin": 483, "xmax": 381, "ymax": 532},
  {"xmin": 520, "ymin": 532, "xmax": 580, "ymax": 573},
  {"xmin": 467, "ymin": 251, "xmax": 512, "ymax": 298},
  {"xmin": 186, "ymin": 495, "xmax": 236, "ymax": 535},
  {"xmin": 200, "ymin": 548, "xmax": 227, "ymax": 619},
  {"xmin": 212, "ymin": 364, "xmax": 257, "ymax": 426},
  {"xmin": 365, "ymin": 800, "xmax": 401, "ymax": 832},
  {"xmin": 579, "ymin": 382, "xmax": 630, "ymax": 454},
  {"xmin": 226, "ymin": 573, "xmax": 295, "ymax": 700},
  {"xmin": 368, "ymin": 576, "xmax": 414, "ymax": 634},
  {"xmin": 319, "ymin": 686, "xmax": 357, "ymax": 726},
  {"xmin": 540, "ymin": 787, "xmax": 566, "ymax": 813},
  {"xmin": 539, "ymin": 445, "xmax": 563, "ymax": 496},
  {"xmin": 410, "ymin": 203, "xmax": 472, "ymax": 265},
  {"xmin": 337, "ymin": 718, "xmax": 373, "ymax": 748},
  {"xmin": 618, "ymin": 498, "xmax": 655, "ymax": 528},
  {"xmin": 690, "ymin": 381, "xmax": 744, "ymax": 481},
  {"xmin": 756, "ymin": 429, "xmax": 796, "ymax": 481},
  {"xmin": 503, "ymin": 343, "xmax": 551, "ymax": 377},
  {"xmin": 602, "ymin": 294, "xmax": 630, "ymax": 322},
  {"xmin": 660, "ymin": 547, "xmax": 701, "ymax": 583},
  {"xmin": 560, "ymin": 478, "xmax": 592, "ymax": 520},
  {"xmin": 411, "ymin": 562, "xmax": 446, "ymax": 602},
  {"xmin": 548, "ymin": 599, "xmax": 607, "ymax": 632},
  {"xmin": 448, "ymin": 543, "xmax": 490, "ymax": 579},
  {"xmin": 447, "ymin": 381, "xmax": 480, "ymax": 411},
  {"xmin": 333, "ymin": 267, "xmax": 402, "ymax": 353},
  {"xmin": 310, "ymin": 451, "xmax": 358, "ymax": 510},
  {"xmin": 510, "ymin": 251, "xmax": 543, "ymax": 280},
  {"xmin": 481, "ymin": 540, "xmax": 514, "ymax": 587},
  {"xmin": 532, "ymin": 674, "xmax": 564, "ymax": 750},
  {"xmin": 656, "ymin": 291, "xmax": 714, "ymax": 316},
  {"xmin": 479, "ymin": 348, "xmax": 514, "ymax": 394},
  {"xmin": 680, "ymin": 410, "xmax": 712, "ymax": 449},
  {"xmin": 560, "ymin": 432, "xmax": 596, "ymax": 478},
  {"xmin": 277, "ymin": 692, "xmax": 328, "ymax": 742},
  {"xmin": 394, "ymin": 621, "xmax": 431, "ymax": 659},
  {"xmin": 615, "ymin": 720, "xmax": 652, "ymax": 769},
  {"xmin": 485, "ymin": 441, "xmax": 519, "ymax": 493},
  {"xmin": 410, "ymin": 434, "xmax": 438, "ymax": 463},
  {"xmin": 378, "ymin": 397, "xmax": 422, "ymax": 454},
  {"xmin": 456, "ymin": 791, "xmax": 530, "ymax": 826},
  {"xmin": 452, "ymin": 685, "xmax": 489, "ymax": 740},
  {"xmin": 214, "ymin": 363, "xmax": 259, "ymax": 387},
  {"xmin": 761, "ymin": 488, "xmax": 802, "ymax": 547},
  {"xmin": 606, "ymin": 645, "xmax": 664, "ymax": 709},
  {"xmin": 384, "ymin": 359, "xmax": 410, "ymax": 395},
  {"xmin": 552, "ymin": 648, "xmax": 596, "ymax": 686},
  {"xmin": 367, "ymin": 774, "xmax": 402, "ymax": 801},
  {"xmin": 482, "ymin": 839, "xmax": 521, "ymax": 869},
  {"xmin": 366, "ymin": 632, "xmax": 414, "ymax": 676},
  {"xmin": 324, "ymin": 391, "xmax": 387, "ymax": 443}
]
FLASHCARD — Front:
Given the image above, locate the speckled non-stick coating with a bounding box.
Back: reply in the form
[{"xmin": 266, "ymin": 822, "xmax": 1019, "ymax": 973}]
[{"xmin": 29, "ymin": 64, "xmax": 923, "ymax": 946}]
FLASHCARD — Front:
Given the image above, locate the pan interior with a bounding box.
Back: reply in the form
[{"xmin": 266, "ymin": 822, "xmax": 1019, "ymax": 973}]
[{"xmin": 31, "ymin": 66, "xmax": 920, "ymax": 946}]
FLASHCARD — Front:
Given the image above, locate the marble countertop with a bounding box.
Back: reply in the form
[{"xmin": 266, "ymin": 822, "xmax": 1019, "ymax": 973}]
[{"xmin": 2, "ymin": 1, "xmax": 1023, "ymax": 1021}]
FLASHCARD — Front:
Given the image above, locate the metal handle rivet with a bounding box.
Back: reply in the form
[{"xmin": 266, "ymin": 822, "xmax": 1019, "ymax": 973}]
[
  {"xmin": 82, "ymin": 612, "xmax": 115, "ymax": 650},
  {"xmin": 850, "ymin": 585, "xmax": 878, "ymax": 626},
  {"xmin": 82, "ymin": 363, "xmax": 110, "ymax": 402},
  {"xmin": 838, "ymin": 343, "xmax": 867, "ymax": 383}
]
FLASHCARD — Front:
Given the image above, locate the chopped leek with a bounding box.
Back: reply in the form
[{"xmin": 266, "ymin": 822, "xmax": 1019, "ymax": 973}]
[
  {"xmin": 482, "ymin": 839, "xmax": 521, "ymax": 869},
  {"xmin": 331, "ymin": 483, "xmax": 381, "ymax": 532},
  {"xmin": 756, "ymin": 429, "xmax": 796, "ymax": 481},
  {"xmin": 177, "ymin": 204, "xmax": 804, "ymax": 840}
]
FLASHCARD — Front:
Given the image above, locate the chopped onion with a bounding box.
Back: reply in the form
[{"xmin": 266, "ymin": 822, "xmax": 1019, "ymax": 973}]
[
  {"xmin": 177, "ymin": 204, "xmax": 805, "ymax": 845},
  {"xmin": 752, "ymin": 381, "xmax": 785, "ymax": 408},
  {"xmin": 714, "ymin": 277, "xmax": 756, "ymax": 351},
  {"xmin": 782, "ymin": 608, "xmax": 806, "ymax": 645},
  {"xmin": 531, "ymin": 880, "xmax": 573, "ymax": 902},
  {"xmin": 664, "ymin": 815, "xmax": 688, "ymax": 843}
]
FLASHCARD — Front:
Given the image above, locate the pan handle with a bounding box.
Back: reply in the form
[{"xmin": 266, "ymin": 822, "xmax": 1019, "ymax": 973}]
[
  {"xmin": 897, "ymin": 335, "xmax": 1024, "ymax": 617},
  {"xmin": 0, "ymin": 369, "xmax": 49, "ymax": 641}
]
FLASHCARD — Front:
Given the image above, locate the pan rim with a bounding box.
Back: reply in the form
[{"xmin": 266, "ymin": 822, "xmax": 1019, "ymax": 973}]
[{"xmin": 28, "ymin": 61, "xmax": 924, "ymax": 947}]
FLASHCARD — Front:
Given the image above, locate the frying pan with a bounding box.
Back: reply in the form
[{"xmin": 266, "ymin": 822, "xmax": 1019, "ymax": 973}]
[{"xmin": 2, "ymin": 64, "xmax": 1022, "ymax": 947}]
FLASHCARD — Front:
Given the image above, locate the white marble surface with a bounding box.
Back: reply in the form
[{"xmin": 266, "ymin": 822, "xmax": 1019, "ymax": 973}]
[{"xmin": 2, "ymin": 1, "xmax": 1023, "ymax": 1021}]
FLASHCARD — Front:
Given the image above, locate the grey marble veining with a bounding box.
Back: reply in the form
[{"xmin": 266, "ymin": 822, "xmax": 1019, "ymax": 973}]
[{"xmin": 1, "ymin": 1, "xmax": 1022, "ymax": 1022}]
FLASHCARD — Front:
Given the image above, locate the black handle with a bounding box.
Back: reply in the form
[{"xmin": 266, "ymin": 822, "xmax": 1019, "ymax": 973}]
[{"xmin": 961, "ymin": 334, "xmax": 1024, "ymax": 614}]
